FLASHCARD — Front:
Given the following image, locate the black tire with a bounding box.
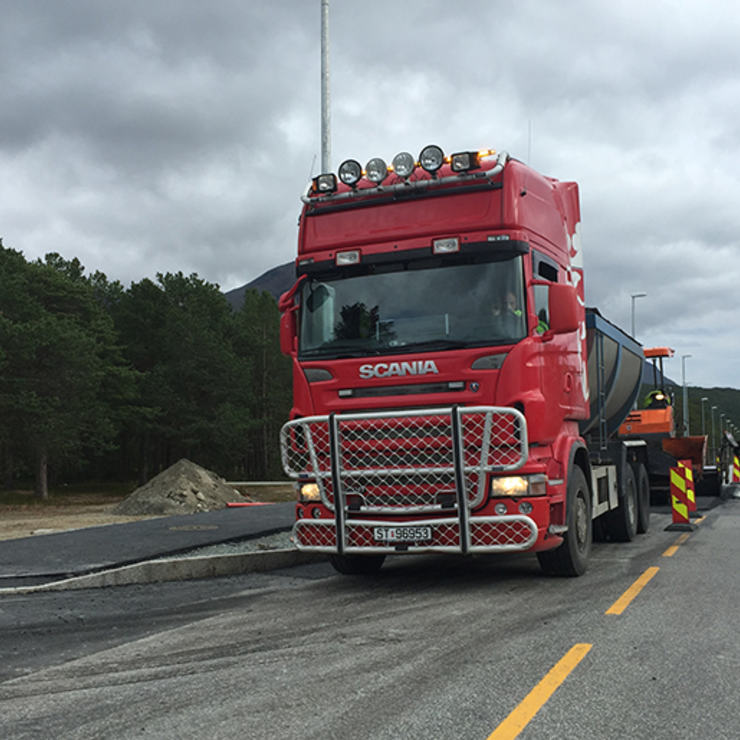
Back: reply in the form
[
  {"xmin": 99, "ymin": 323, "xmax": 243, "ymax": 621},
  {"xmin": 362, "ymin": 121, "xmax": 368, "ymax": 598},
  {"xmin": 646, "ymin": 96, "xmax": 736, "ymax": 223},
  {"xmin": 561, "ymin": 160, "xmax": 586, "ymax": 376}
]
[
  {"xmin": 634, "ymin": 463, "xmax": 651, "ymax": 534},
  {"xmin": 328, "ymin": 553, "xmax": 385, "ymax": 575},
  {"xmin": 605, "ymin": 464, "xmax": 638, "ymax": 542},
  {"xmin": 537, "ymin": 466, "xmax": 592, "ymax": 577}
]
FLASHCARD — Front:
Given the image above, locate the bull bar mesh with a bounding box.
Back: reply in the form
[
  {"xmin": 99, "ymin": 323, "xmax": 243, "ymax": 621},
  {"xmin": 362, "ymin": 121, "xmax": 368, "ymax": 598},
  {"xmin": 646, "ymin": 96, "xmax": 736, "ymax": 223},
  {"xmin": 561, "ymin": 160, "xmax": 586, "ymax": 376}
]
[{"xmin": 281, "ymin": 406, "xmax": 533, "ymax": 554}]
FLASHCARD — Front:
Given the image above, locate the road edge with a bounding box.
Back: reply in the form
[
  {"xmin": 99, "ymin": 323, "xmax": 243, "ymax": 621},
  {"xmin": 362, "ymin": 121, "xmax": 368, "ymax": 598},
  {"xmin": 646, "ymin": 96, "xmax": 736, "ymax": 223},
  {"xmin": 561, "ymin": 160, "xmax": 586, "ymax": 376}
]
[{"xmin": 0, "ymin": 548, "xmax": 325, "ymax": 595}]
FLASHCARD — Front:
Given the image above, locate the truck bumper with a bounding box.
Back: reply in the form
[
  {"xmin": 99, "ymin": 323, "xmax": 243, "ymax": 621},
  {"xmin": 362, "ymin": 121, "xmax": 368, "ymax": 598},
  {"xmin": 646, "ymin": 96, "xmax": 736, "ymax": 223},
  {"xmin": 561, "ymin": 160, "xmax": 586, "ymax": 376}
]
[{"xmin": 293, "ymin": 513, "xmax": 539, "ymax": 554}]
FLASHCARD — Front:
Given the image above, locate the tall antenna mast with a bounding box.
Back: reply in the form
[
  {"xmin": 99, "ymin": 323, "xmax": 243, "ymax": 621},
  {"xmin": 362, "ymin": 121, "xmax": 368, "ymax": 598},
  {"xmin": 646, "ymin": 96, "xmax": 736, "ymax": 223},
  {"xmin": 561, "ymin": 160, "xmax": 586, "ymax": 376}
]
[{"xmin": 320, "ymin": 0, "xmax": 331, "ymax": 173}]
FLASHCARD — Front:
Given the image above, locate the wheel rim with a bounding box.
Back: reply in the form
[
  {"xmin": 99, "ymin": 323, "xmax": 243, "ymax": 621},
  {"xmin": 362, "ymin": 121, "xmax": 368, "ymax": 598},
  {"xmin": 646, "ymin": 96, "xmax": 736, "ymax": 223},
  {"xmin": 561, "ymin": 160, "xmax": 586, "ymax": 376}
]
[
  {"xmin": 626, "ymin": 482, "xmax": 636, "ymax": 528},
  {"xmin": 575, "ymin": 491, "xmax": 588, "ymax": 549}
]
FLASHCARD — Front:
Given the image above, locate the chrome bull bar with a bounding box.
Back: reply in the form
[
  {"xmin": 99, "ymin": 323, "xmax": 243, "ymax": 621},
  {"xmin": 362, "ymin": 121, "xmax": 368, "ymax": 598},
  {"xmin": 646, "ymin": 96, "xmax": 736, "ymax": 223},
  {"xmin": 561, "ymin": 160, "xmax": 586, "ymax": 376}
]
[{"xmin": 280, "ymin": 405, "xmax": 528, "ymax": 555}]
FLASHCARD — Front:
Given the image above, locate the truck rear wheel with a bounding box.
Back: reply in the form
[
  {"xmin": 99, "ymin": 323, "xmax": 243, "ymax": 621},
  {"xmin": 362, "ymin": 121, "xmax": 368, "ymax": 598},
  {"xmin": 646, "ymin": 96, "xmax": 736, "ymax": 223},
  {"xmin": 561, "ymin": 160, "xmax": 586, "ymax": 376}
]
[
  {"xmin": 328, "ymin": 553, "xmax": 385, "ymax": 575},
  {"xmin": 634, "ymin": 463, "xmax": 651, "ymax": 534},
  {"xmin": 605, "ymin": 463, "xmax": 638, "ymax": 542},
  {"xmin": 537, "ymin": 466, "xmax": 591, "ymax": 577}
]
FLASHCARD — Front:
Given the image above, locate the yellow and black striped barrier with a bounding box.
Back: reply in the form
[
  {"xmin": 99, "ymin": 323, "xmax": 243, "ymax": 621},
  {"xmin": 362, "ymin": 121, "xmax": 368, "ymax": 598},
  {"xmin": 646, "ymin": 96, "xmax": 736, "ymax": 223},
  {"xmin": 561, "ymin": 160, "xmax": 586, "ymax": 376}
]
[{"xmin": 665, "ymin": 460, "xmax": 696, "ymax": 532}]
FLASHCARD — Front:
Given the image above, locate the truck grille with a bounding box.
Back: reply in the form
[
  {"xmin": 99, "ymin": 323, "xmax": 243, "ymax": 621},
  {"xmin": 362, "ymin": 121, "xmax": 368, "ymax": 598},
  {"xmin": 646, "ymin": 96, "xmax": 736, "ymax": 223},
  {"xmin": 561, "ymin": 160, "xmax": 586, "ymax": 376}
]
[{"xmin": 280, "ymin": 406, "xmax": 527, "ymax": 513}]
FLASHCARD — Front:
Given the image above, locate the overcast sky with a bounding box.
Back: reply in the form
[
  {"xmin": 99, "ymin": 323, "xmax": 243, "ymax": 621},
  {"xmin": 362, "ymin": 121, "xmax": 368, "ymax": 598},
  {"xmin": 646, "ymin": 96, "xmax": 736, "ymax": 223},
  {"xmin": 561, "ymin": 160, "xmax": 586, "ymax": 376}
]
[{"xmin": 1, "ymin": 0, "xmax": 738, "ymax": 389}]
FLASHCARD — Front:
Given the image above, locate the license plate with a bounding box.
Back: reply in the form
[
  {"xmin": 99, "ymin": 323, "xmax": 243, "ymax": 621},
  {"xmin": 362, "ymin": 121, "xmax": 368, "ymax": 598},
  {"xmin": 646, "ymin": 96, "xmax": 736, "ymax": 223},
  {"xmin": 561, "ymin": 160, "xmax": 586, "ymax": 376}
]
[{"xmin": 373, "ymin": 526, "xmax": 432, "ymax": 543}]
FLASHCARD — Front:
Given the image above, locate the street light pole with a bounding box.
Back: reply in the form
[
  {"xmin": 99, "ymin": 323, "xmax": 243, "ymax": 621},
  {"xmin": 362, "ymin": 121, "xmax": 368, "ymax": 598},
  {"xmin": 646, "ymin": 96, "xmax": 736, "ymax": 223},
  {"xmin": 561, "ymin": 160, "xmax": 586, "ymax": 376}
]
[
  {"xmin": 630, "ymin": 292, "xmax": 647, "ymax": 338},
  {"xmin": 320, "ymin": 0, "xmax": 331, "ymax": 173},
  {"xmin": 711, "ymin": 406, "xmax": 717, "ymax": 461},
  {"xmin": 681, "ymin": 354, "xmax": 692, "ymax": 436},
  {"xmin": 701, "ymin": 397, "xmax": 708, "ymax": 436}
]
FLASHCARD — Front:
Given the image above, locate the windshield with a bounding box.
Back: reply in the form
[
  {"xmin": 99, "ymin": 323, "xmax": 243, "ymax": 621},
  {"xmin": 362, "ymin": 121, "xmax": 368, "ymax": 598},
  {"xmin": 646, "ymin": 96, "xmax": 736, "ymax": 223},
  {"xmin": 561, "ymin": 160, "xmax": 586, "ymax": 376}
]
[{"xmin": 299, "ymin": 256, "xmax": 526, "ymax": 358}]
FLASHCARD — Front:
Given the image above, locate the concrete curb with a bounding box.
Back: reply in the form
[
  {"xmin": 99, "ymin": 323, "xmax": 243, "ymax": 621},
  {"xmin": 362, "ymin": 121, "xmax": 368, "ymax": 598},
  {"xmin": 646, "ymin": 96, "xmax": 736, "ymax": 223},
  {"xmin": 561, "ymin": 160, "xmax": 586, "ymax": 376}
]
[{"xmin": 0, "ymin": 549, "xmax": 325, "ymax": 595}]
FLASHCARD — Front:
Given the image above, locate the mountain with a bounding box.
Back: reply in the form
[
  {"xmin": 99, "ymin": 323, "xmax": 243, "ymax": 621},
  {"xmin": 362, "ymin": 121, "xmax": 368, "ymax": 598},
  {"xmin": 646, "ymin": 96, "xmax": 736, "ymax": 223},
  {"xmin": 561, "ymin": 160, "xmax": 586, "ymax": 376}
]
[{"xmin": 224, "ymin": 262, "xmax": 294, "ymax": 309}]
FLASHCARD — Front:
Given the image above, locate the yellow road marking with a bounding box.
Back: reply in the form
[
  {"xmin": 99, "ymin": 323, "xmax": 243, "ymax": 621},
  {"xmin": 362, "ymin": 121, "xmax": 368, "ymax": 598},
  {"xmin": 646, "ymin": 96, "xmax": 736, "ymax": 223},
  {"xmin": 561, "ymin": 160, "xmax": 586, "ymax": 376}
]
[
  {"xmin": 486, "ymin": 643, "xmax": 592, "ymax": 740},
  {"xmin": 663, "ymin": 533, "xmax": 691, "ymax": 557},
  {"xmin": 605, "ymin": 566, "xmax": 659, "ymax": 615},
  {"xmin": 694, "ymin": 516, "xmax": 705, "ymax": 525}
]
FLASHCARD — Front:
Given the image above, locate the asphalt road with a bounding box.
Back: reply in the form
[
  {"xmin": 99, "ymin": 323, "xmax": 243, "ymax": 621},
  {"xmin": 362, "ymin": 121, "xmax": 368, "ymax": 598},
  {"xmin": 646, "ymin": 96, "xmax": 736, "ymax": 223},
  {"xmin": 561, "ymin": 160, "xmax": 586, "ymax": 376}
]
[
  {"xmin": 1, "ymin": 502, "xmax": 738, "ymax": 739},
  {"xmin": 0, "ymin": 502, "xmax": 296, "ymax": 586}
]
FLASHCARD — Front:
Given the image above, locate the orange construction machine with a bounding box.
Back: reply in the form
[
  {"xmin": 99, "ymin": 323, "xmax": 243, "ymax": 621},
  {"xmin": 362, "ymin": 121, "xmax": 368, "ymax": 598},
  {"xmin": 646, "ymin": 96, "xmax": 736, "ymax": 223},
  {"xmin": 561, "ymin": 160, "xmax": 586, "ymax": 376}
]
[
  {"xmin": 620, "ymin": 347, "xmax": 675, "ymax": 436},
  {"xmin": 619, "ymin": 346, "xmax": 711, "ymax": 497}
]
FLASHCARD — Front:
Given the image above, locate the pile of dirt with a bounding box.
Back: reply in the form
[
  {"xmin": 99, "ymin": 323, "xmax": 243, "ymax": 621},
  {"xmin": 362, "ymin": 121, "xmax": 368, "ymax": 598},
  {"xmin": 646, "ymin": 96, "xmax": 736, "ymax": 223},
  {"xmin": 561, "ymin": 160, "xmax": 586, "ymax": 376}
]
[{"xmin": 113, "ymin": 459, "xmax": 251, "ymax": 515}]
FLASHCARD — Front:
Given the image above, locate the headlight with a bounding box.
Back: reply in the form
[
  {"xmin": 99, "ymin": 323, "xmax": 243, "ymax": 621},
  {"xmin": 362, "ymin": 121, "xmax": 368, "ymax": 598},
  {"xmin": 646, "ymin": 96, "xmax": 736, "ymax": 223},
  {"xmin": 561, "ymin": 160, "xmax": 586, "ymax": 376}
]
[
  {"xmin": 490, "ymin": 475, "xmax": 547, "ymax": 497},
  {"xmin": 300, "ymin": 483, "xmax": 321, "ymax": 502}
]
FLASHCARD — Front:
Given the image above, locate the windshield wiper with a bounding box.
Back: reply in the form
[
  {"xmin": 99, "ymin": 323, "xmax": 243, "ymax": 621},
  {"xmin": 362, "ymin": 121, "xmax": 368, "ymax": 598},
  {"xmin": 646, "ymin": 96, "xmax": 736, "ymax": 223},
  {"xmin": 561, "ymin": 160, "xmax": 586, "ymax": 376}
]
[
  {"xmin": 392, "ymin": 339, "xmax": 470, "ymax": 351},
  {"xmin": 301, "ymin": 338, "xmax": 471, "ymax": 359},
  {"xmin": 300, "ymin": 343, "xmax": 384, "ymax": 359}
]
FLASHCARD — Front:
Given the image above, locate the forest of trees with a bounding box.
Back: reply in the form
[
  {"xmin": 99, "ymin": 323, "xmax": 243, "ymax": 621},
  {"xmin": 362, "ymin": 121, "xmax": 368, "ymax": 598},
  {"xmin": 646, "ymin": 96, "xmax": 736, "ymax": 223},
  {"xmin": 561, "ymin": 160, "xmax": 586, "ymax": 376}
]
[
  {"xmin": 3, "ymin": 242, "xmax": 738, "ymax": 500},
  {"xmin": 0, "ymin": 243, "xmax": 292, "ymax": 498}
]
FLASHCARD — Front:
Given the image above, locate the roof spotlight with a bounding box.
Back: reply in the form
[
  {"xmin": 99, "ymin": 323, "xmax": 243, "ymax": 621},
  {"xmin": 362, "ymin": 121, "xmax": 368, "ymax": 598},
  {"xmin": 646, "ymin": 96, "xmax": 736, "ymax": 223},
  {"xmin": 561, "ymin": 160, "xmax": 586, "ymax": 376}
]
[
  {"xmin": 365, "ymin": 157, "xmax": 388, "ymax": 183},
  {"xmin": 419, "ymin": 145, "xmax": 444, "ymax": 173},
  {"xmin": 392, "ymin": 151, "xmax": 416, "ymax": 178},
  {"xmin": 450, "ymin": 151, "xmax": 481, "ymax": 172},
  {"xmin": 338, "ymin": 159, "xmax": 363, "ymax": 186},
  {"xmin": 311, "ymin": 173, "xmax": 337, "ymax": 194}
]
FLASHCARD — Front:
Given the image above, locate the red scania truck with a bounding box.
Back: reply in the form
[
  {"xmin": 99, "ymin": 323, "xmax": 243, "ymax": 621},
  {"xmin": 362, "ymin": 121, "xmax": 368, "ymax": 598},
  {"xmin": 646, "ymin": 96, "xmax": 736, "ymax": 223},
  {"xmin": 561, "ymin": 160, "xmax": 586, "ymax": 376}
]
[{"xmin": 279, "ymin": 146, "xmax": 650, "ymax": 576}]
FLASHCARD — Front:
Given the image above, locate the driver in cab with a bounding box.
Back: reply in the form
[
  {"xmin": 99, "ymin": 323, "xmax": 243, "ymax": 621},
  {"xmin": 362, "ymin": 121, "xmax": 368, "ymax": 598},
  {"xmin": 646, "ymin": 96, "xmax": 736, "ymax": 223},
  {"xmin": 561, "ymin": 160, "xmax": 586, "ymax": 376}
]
[{"xmin": 492, "ymin": 291, "xmax": 524, "ymax": 338}]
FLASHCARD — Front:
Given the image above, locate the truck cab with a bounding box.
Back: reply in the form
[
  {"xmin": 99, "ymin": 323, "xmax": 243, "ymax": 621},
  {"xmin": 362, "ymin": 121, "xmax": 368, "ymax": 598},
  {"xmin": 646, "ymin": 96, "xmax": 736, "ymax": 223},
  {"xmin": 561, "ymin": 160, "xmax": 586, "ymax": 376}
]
[{"xmin": 280, "ymin": 146, "xmax": 644, "ymax": 576}]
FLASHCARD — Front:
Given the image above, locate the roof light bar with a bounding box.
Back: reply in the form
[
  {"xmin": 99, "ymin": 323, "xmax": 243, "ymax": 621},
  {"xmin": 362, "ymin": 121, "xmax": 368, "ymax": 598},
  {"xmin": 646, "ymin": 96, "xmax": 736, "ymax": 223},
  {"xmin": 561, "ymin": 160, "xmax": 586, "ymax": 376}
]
[{"xmin": 302, "ymin": 148, "xmax": 509, "ymax": 203}]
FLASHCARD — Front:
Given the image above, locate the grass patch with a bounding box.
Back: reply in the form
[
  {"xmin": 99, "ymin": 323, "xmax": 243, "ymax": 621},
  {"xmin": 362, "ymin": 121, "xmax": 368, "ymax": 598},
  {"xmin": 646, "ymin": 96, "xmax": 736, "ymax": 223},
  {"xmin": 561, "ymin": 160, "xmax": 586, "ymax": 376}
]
[{"xmin": 0, "ymin": 481, "xmax": 136, "ymax": 507}]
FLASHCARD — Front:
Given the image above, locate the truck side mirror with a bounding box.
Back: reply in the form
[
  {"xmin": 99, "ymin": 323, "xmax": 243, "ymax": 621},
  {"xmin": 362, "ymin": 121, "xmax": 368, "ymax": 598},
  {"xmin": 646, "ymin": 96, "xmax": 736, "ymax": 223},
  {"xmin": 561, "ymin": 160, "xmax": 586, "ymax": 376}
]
[{"xmin": 548, "ymin": 283, "xmax": 581, "ymax": 334}]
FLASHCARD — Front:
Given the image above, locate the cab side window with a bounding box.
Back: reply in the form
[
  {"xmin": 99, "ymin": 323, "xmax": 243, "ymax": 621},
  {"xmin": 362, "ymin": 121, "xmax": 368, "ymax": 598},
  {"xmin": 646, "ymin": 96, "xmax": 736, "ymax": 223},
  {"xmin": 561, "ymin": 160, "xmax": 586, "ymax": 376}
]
[
  {"xmin": 533, "ymin": 284, "xmax": 549, "ymax": 333},
  {"xmin": 532, "ymin": 253, "xmax": 558, "ymax": 334}
]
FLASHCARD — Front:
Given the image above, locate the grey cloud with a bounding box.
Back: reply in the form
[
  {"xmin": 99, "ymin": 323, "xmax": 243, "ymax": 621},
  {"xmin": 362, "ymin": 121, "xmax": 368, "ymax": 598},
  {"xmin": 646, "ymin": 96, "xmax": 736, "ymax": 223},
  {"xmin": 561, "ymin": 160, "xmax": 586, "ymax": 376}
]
[{"xmin": 1, "ymin": 0, "xmax": 739, "ymax": 388}]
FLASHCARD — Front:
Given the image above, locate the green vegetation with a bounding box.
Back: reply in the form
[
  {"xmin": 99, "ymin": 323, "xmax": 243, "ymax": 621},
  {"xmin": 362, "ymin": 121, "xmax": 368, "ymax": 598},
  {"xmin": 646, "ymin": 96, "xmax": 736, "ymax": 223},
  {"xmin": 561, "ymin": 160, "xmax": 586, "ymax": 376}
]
[
  {"xmin": 3, "ymin": 241, "xmax": 737, "ymax": 501},
  {"xmin": 640, "ymin": 382, "xmax": 740, "ymax": 446},
  {"xmin": 675, "ymin": 386, "xmax": 740, "ymax": 440},
  {"xmin": 0, "ymin": 244, "xmax": 292, "ymax": 498},
  {"xmin": 0, "ymin": 481, "xmax": 134, "ymax": 507}
]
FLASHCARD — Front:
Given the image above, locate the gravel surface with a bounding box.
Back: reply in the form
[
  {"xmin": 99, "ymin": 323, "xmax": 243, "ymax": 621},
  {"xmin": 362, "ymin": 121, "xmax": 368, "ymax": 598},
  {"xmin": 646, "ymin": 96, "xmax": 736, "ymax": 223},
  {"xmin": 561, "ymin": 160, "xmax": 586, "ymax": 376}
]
[
  {"xmin": 114, "ymin": 459, "xmax": 250, "ymax": 516},
  {"xmin": 160, "ymin": 529, "xmax": 295, "ymax": 559}
]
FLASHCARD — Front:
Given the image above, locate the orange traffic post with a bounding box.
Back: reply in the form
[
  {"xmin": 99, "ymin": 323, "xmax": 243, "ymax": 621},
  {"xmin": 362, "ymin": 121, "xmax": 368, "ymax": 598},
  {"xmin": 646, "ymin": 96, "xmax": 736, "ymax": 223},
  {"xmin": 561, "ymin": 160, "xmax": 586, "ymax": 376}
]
[{"xmin": 665, "ymin": 462, "xmax": 696, "ymax": 532}]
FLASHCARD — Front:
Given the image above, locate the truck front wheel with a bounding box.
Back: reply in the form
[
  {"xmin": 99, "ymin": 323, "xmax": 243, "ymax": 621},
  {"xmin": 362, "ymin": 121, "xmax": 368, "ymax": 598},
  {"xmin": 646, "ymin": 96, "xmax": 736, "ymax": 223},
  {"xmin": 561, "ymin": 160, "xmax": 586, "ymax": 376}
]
[
  {"xmin": 328, "ymin": 553, "xmax": 386, "ymax": 575},
  {"xmin": 537, "ymin": 466, "xmax": 592, "ymax": 577}
]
